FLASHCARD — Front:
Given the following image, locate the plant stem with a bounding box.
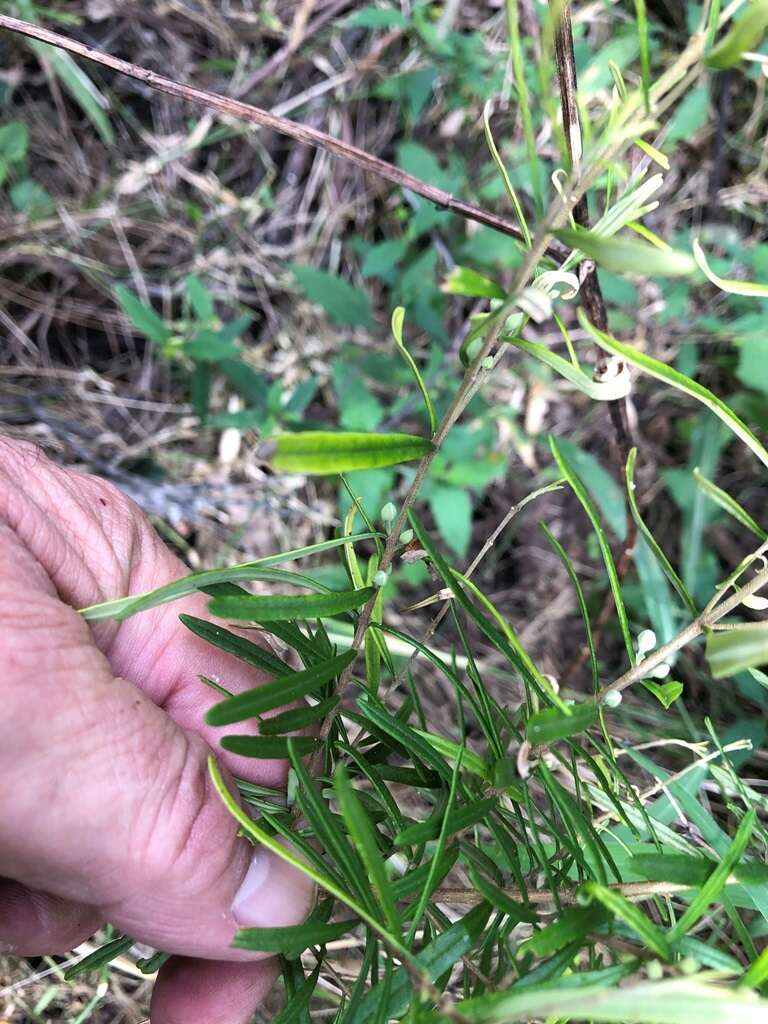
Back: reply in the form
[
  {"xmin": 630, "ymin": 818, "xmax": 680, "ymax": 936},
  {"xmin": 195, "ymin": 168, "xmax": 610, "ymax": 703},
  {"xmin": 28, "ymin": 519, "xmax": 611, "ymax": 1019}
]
[{"xmin": 600, "ymin": 559, "xmax": 768, "ymax": 698}]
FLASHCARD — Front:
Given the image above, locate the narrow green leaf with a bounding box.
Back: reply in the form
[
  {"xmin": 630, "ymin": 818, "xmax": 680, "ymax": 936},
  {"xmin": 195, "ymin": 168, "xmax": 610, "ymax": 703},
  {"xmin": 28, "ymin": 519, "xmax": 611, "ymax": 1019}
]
[
  {"xmin": 207, "ymin": 650, "xmax": 355, "ymax": 726},
  {"xmin": 693, "ymin": 238, "xmax": 768, "ymax": 295},
  {"xmin": 742, "ymin": 947, "xmax": 768, "ymax": 989},
  {"xmin": 273, "ymin": 963, "xmax": 321, "ymax": 1024},
  {"xmin": 115, "ymin": 286, "xmax": 171, "ymax": 345},
  {"xmin": 581, "ymin": 311, "xmax": 768, "ymax": 470},
  {"xmin": 80, "ymin": 533, "xmax": 379, "ymax": 621},
  {"xmin": 526, "ymin": 703, "xmax": 599, "ymax": 744},
  {"xmin": 554, "ymin": 227, "xmax": 696, "ymax": 277},
  {"xmin": 508, "ymin": 336, "xmax": 632, "ymax": 401},
  {"xmin": 286, "ymin": 740, "xmax": 380, "ymax": 916},
  {"xmin": 705, "ymin": 1, "xmax": 768, "ymax": 68},
  {"xmin": 634, "ymin": 0, "xmax": 651, "ymax": 112},
  {"xmin": 693, "ymin": 468, "xmax": 767, "ymax": 540},
  {"xmin": 221, "ymin": 735, "xmax": 319, "ymax": 757},
  {"xmin": 259, "ymin": 696, "xmax": 339, "ymax": 735},
  {"xmin": 454, "ymin": 978, "xmax": 768, "ymax": 1023},
  {"xmin": 413, "ymin": 730, "xmax": 489, "ymax": 780},
  {"xmin": 207, "ymin": 755, "xmax": 417, "ymax": 965},
  {"xmin": 550, "ymin": 436, "xmax": 634, "ymax": 663},
  {"xmin": 180, "ymin": 615, "xmax": 291, "ymax": 677},
  {"xmin": 580, "ymin": 881, "xmax": 672, "ymax": 960},
  {"xmin": 518, "ymin": 905, "xmax": 605, "ymax": 958},
  {"xmin": 539, "ymin": 762, "xmax": 615, "ymax": 884},
  {"xmin": 669, "ymin": 809, "xmax": 756, "ymax": 941},
  {"xmin": 626, "ymin": 448, "xmax": 698, "ymax": 616},
  {"xmin": 394, "ymin": 799, "xmax": 497, "ymax": 847},
  {"xmin": 334, "ymin": 765, "xmax": 402, "ymax": 935},
  {"xmin": 468, "ymin": 871, "xmax": 538, "ymax": 924},
  {"xmin": 233, "ymin": 918, "xmax": 357, "ymax": 954},
  {"xmin": 208, "ymin": 587, "xmax": 373, "ymax": 622},
  {"xmin": 391, "ymin": 307, "xmax": 438, "ymax": 434},
  {"xmin": 64, "ymin": 935, "xmax": 133, "ymax": 980},
  {"xmin": 269, "ymin": 431, "xmax": 432, "ymax": 474},
  {"xmin": 707, "ymin": 626, "xmax": 768, "ymax": 679}
]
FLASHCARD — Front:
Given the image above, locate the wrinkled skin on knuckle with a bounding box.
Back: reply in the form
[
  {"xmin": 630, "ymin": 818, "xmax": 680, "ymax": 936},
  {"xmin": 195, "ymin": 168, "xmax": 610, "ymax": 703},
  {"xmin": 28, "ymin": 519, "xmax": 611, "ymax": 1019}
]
[{"xmin": 123, "ymin": 725, "xmax": 242, "ymax": 901}]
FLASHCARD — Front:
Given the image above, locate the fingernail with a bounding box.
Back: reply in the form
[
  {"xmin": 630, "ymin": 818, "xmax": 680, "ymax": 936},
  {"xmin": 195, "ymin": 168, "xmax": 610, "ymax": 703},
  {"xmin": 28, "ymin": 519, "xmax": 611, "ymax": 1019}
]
[{"xmin": 231, "ymin": 846, "xmax": 314, "ymax": 929}]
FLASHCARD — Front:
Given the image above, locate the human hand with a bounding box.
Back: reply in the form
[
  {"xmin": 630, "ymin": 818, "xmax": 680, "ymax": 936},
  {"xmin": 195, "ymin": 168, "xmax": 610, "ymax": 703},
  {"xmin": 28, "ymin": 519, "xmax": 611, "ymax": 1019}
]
[{"xmin": 0, "ymin": 439, "xmax": 314, "ymax": 1023}]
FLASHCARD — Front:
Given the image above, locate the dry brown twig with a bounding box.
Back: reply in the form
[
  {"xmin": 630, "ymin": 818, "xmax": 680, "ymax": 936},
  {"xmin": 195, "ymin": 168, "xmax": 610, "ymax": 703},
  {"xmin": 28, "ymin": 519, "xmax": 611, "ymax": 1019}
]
[{"xmin": 0, "ymin": 14, "xmax": 563, "ymax": 257}]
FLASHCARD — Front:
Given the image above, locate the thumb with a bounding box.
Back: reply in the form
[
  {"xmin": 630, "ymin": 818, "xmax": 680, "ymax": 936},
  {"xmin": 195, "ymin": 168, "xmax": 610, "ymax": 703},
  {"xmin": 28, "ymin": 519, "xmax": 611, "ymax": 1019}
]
[{"xmin": 0, "ymin": 551, "xmax": 313, "ymax": 960}]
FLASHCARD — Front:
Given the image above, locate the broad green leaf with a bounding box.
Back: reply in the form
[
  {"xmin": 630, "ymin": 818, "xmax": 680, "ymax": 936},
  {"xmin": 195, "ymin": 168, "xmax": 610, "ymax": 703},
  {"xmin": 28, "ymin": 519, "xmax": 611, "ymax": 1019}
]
[
  {"xmin": 580, "ymin": 311, "xmax": 768, "ymax": 470},
  {"xmin": 346, "ymin": 6, "xmax": 409, "ymax": 29},
  {"xmin": 554, "ymin": 227, "xmax": 696, "ymax": 277},
  {"xmin": 258, "ymin": 696, "xmax": 338, "ymax": 735},
  {"xmin": 630, "ymin": 853, "xmax": 714, "ymax": 886},
  {"xmin": 334, "ymin": 765, "xmax": 401, "ymax": 934},
  {"xmin": 79, "ymin": 533, "xmax": 379, "ymax": 621},
  {"xmin": 181, "ymin": 615, "xmax": 291, "ymax": 676},
  {"xmin": 526, "ymin": 703, "xmax": 599, "ymax": 744},
  {"xmin": 391, "ymin": 307, "xmax": 437, "ymax": 434},
  {"xmin": 705, "ymin": 1, "xmax": 768, "ymax": 68},
  {"xmin": 441, "ymin": 266, "xmax": 505, "ymax": 299},
  {"xmin": 233, "ymin": 918, "xmax": 357, "ymax": 954},
  {"xmin": 693, "ymin": 238, "xmax": 768, "ymax": 296},
  {"xmin": 208, "ymin": 587, "xmax": 374, "ymax": 622},
  {"xmin": 580, "ymin": 881, "xmax": 672, "ymax": 960},
  {"xmin": 707, "ymin": 626, "xmax": 768, "ymax": 678},
  {"xmin": 453, "ymin": 978, "xmax": 768, "ymax": 1022},
  {"xmin": 669, "ymin": 809, "xmax": 756, "ymax": 941},
  {"xmin": 115, "ymin": 286, "xmax": 171, "ymax": 345},
  {"xmin": 64, "ymin": 935, "xmax": 133, "ymax": 980},
  {"xmin": 185, "ymin": 274, "xmax": 214, "ymax": 320},
  {"xmin": 220, "ymin": 735, "xmax": 319, "ymax": 758},
  {"xmin": 270, "ymin": 431, "xmax": 432, "ymax": 474},
  {"xmin": 361, "ymin": 238, "xmax": 409, "ymax": 277},
  {"xmin": 289, "ymin": 264, "xmax": 373, "ymax": 327},
  {"xmin": 429, "ymin": 485, "xmax": 472, "ymax": 558},
  {"xmin": 0, "ymin": 121, "xmax": 28, "ymax": 162},
  {"xmin": 206, "ymin": 650, "xmax": 356, "ymax": 725},
  {"xmin": 182, "ymin": 330, "xmax": 239, "ymax": 362}
]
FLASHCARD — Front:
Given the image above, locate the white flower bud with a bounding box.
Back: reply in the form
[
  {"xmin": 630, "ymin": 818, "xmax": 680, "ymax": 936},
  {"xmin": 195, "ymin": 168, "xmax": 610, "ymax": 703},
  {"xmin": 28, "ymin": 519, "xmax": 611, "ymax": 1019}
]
[
  {"xmin": 373, "ymin": 570, "xmax": 388, "ymax": 588},
  {"xmin": 380, "ymin": 502, "xmax": 397, "ymax": 524},
  {"xmin": 399, "ymin": 529, "xmax": 414, "ymax": 545},
  {"xmin": 603, "ymin": 690, "xmax": 622, "ymax": 708}
]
